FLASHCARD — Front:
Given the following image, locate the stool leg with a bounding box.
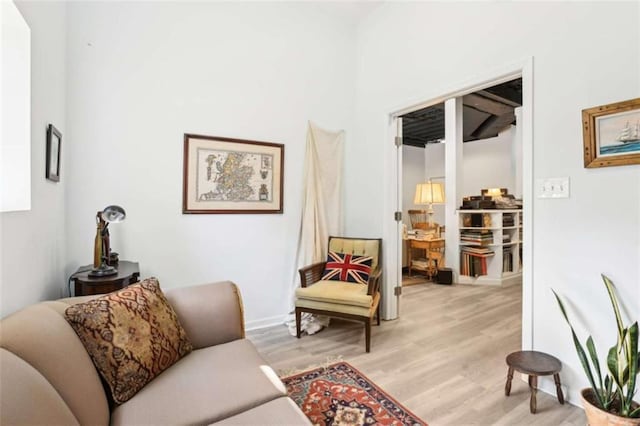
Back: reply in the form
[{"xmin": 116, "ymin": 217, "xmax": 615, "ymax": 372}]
[
  {"xmin": 554, "ymin": 373, "xmax": 565, "ymax": 404},
  {"xmin": 528, "ymin": 375, "xmax": 538, "ymax": 414},
  {"xmin": 505, "ymin": 367, "xmax": 514, "ymax": 396}
]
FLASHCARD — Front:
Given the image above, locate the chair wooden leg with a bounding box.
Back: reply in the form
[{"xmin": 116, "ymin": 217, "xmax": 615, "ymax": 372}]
[
  {"xmin": 365, "ymin": 318, "xmax": 371, "ymax": 353},
  {"xmin": 376, "ymin": 302, "xmax": 381, "ymax": 326},
  {"xmin": 295, "ymin": 308, "xmax": 301, "ymax": 338}
]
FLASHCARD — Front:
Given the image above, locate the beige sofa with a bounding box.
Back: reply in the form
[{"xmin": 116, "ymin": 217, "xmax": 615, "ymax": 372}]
[{"xmin": 0, "ymin": 281, "xmax": 310, "ymax": 425}]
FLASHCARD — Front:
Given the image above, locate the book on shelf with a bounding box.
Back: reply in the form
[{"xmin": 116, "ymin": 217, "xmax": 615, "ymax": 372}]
[
  {"xmin": 460, "ymin": 252, "xmax": 489, "ymax": 277},
  {"xmin": 460, "ymin": 229, "xmax": 493, "ymax": 244},
  {"xmin": 502, "ymin": 213, "xmax": 515, "ymax": 226},
  {"xmin": 461, "ymin": 246, "xmax": 494, "ymax": 256},
  {"xmin": 502, "ymin": 250, "xmax": 513, "ymax": 272}
]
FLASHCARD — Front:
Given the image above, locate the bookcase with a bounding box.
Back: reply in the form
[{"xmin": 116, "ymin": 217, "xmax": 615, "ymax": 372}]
[{"xmin": 457, "ymin": 209, "xmax": 522, "ymax": 286}]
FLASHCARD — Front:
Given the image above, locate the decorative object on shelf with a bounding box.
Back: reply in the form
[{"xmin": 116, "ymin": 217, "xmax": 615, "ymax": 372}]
[
  {"xmin": 461, "ymin": 195, "xmax": 495, "ymax": 210},
  {"xmin": 46, "ymin": 124, "xmax": 62, "ymax": 182},
  {"xmin": 414, "ymin": 176, "xmax": 445, "ymax": 226},
  {"xmin": 183, "ymin": 134, "xmax": 284, "ymax": 214},
  {"xmin": 90, "ymin": 205, "xmax": 126, "ymax": 277},
  {"xmin": 481, "ymin": 187, "xmax": 508, "ymax": 198},
  {"xmin": 553, "ymin": 275, "xmax": 639, "ymax": 424},
  {"xmin": 582, "ymin": 97, "xmax": 640, "ymax": 168}
]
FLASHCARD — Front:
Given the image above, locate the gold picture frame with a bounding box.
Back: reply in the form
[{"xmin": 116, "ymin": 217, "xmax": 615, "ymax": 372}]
[
  {"xmin": 182, "ymin": 134, "xmax": 284, "ymax": 214},
  {"xmin": 582, "ymin": 98, "xmax": 640, "ymax": 168}
]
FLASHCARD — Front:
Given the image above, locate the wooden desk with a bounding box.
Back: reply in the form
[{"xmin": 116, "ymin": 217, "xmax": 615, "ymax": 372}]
[
  {"xmin": 406, "ymin": 238, "xmax": 445, "ymax": 279},
  {"xmin": 72, "ymin": 261, "xmax": 140, "ymax": 296}
]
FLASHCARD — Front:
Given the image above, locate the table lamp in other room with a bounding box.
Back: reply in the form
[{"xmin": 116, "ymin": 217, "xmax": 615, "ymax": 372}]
[{"xmin": 414, "ymin": 179, "xmax": 445, "ymax": 226}]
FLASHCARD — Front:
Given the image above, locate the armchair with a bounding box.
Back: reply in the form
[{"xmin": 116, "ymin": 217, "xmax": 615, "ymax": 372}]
[{"xmin": 294, "ymin": 236, "xmax": 382, "ymax": 352}]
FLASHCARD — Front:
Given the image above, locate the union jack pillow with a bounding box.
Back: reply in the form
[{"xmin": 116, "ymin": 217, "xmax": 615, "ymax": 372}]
[{"xmin": 322, "ymin": 251, "xmax": 373, "ymax": 284}]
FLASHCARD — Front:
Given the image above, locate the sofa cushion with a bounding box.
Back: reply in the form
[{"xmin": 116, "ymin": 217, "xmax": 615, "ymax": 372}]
[
  {"xmin": 64, "ymin": 277, "xmax": 193, "ymax": 404},
  {"xmin": 110, "ymin": 339, "xmax": 288, "ymax": 426},
  {"xmin": 0, "ymin": 348, "xmax": 81, "ymax": 426},
  {"xmin": 295, "ymin": 292, "xmax": 380, "ymax": 317},
  {"xmin": 322, "ymin": 251, "xmax": 372, "ymax": 284},
  {"xmin": 212, "ymin": 397, "xmax": 311, "ymax": 425}
]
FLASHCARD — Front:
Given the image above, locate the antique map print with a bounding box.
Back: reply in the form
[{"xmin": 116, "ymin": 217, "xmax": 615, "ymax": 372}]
[{"xmin": 196, "ymin": 148, "xmax": 273, "ymax": 203}]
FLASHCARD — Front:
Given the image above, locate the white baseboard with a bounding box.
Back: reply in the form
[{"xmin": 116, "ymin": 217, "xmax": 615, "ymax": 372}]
[{"xmin": 245, "ymin": 315, "xmax": 287, "ymax": 331}]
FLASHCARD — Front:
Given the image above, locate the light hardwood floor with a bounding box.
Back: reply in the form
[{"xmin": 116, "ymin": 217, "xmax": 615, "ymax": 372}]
[{"xmin": 248, "ymin": 282, "xmax": 586, "ymax": 425}]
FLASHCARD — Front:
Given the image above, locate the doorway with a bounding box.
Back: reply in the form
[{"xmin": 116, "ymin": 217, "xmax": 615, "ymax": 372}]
[
  {"xmin": 382, "ymin": 58, "xmax": 534, "ymax": 351},
  {"xmin": 401, "ymin": 79, "xmax": 523, "ymax": 288}
]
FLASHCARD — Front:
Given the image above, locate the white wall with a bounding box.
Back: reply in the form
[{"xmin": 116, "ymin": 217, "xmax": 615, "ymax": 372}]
[
  {"xmin": 462, "ymin": 126, "xmax": 516, "ymax": 197},
  {"xmin": 350, "ymin": 1, "xmax": 640, "ymax": 405},
  {"xmin": 402, "ymin": 145, "xmax": 425, "ymax": 227},
  {"xmin": 65, "ymin": 2, "xmax": 356, "ymax": 328},
  {"xmin": 0, "ymin": 1, "xmax": 66, "ymax": 317},
  {"xmin": 420, "ymin": 126, "xmax": 517, "ymax": 224}
]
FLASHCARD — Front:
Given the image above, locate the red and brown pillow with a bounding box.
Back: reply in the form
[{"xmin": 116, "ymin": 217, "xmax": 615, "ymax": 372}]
[
  {"xmin": 64, "ymin": 277, "xmax": 192, "ymax": 404},
  {"xmin": 321, "ymin": 251, "xmax": 373, "ymax": 284}
]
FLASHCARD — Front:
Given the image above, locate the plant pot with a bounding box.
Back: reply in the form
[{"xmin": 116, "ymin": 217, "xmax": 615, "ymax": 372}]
[{"xmin": 581, "ymin": 388, "xmax": 640, "ymax": 426}]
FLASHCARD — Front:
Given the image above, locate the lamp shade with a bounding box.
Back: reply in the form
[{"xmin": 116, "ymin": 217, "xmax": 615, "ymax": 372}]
[
  {"xmin": 414, "ymin": 182, "xmax": 445, "ymax": 205},
  {"xmin": 101, "ymin": 205, "xmax": 126, "ymax": 223}
]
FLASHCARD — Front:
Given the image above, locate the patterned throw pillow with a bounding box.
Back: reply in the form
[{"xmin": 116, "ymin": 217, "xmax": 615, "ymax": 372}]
[
  {"xmin": 322, "ymin": 251, "xmax": 373, "ymax": 284},
  {"xmin": 64, "ymin": 277, "xmax": 192, "ymax": 404}
]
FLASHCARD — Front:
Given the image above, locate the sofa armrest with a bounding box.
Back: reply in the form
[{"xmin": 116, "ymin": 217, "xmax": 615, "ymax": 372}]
[
  {"xmin": 165, "ymin": 281, "xmax": 245, "ymax": 350},
  {"xmin": 298, "ymin": 262, "xmax": 326, "ymax": 287}
]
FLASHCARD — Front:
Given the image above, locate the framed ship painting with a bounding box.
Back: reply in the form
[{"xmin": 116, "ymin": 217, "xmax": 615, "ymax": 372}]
[
  {"xmin": 582, "ymin": 98, "xmax": 640, "ymax": 168},
  {"xmin": 183, "ymin": 134, "xmax": 284, "ymax": 214}
]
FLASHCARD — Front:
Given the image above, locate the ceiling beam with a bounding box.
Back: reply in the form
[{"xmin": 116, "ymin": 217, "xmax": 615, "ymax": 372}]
[
  {"xmin": 483, "ymin": 81, "xmax": 522, "ymax": 105},
  {"xmin": 463, "ymin": 93, "xmax": 513, "ymax": 116},
  {"xmin": 471, "ymin": 112, "xmax": 515, "ymax": 140},
  {"xmin": 476, "ymin": 89, "xmax": 521, "ymax": 107}
]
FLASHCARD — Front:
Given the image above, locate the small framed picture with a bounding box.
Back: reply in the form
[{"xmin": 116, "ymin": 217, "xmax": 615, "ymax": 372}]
[
  {"xmin": 182, "ymin": 134, "xmax": 284, "ymax": 214},
  {"xmin": 46, "ymin": 124, "xmax": 62, "ymax": 182},
  {"xmin": 582, "ymin": 98, "xmax": 640, "ymax": 168}
]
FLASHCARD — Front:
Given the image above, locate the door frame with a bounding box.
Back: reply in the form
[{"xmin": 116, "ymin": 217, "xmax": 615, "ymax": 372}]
[{"xmin": 382, "ymin": 57, "xmax": 534, "ymax": 351}]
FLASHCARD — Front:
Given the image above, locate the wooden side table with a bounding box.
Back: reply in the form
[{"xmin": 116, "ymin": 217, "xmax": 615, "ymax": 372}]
[
  {"xmin": 505, "ymin": 350, "xmax": 564, "ymax": 414},
  {"xmin": 406, "ymin": 238, "xmax": 445, "ymax": 279},
  {"xmin": 72, "ymin": 261, "xmax": 140, "ymax": 296}
]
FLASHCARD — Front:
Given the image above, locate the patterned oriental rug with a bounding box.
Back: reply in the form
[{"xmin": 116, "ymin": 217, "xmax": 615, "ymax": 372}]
[{"xmin": 281, "ymin": 361, "xmax": 427, "ymax": 426}]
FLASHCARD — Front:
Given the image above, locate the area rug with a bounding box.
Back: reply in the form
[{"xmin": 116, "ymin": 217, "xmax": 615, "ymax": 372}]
[{"xmin": 281, "ymin": 361, "xmax": 427, "ymax": 426}]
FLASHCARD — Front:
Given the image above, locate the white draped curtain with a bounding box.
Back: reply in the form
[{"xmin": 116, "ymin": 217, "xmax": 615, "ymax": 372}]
[{"xmin": 286, "ymin": 122, "xmax": 344, "ymax": 335}]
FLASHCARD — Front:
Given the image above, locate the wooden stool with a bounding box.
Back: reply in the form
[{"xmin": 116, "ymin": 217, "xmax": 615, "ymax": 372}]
[{"xmin": 505, "ymin": 350, "xmax": 564, "ymax": 414}]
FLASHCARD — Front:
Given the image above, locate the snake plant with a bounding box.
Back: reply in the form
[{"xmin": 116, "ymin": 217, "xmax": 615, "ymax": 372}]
[{"xmin": 553, "ymin": 274, "xmax": 639, "ymax": 418}]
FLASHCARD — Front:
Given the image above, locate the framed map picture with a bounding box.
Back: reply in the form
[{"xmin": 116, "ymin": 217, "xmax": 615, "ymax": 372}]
[
  {"xmin": 183, "ymin": 134, "xmax": 284, "ymax": 214},
  {"xmin": 582, "ymin": 98, "xmax": 640, "ymax": 168}
]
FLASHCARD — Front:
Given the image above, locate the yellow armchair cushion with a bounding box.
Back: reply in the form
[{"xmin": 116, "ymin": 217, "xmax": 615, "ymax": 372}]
[{"xmin": 295, "ymin": 281, "xmax": 372, "ymax": 308}]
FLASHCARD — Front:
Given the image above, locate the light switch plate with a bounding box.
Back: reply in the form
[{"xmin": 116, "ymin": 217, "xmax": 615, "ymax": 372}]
[{"xmin": 536, "ymin": 177, "xmax": 570, "ymax": 198}]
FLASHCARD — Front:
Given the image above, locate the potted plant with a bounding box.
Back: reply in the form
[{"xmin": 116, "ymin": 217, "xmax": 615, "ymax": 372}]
[{"xmin": 553, "ymin": 274, "xmax": 639, "ymax": 426}]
